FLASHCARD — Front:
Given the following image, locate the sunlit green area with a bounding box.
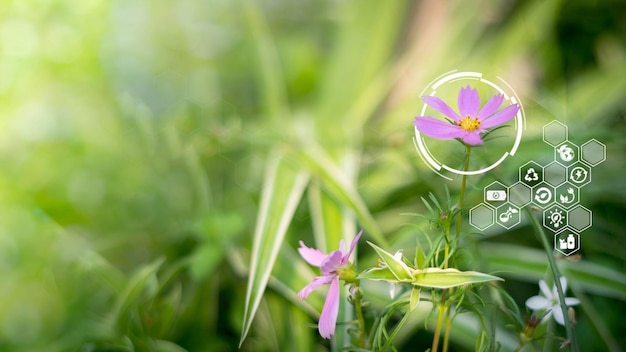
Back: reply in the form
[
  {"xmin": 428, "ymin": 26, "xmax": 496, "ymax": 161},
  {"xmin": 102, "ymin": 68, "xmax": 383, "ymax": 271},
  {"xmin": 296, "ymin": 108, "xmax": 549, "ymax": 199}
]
[{"xmin": 1, "ymin": 0, "xmax": 625, "ymax": 351}]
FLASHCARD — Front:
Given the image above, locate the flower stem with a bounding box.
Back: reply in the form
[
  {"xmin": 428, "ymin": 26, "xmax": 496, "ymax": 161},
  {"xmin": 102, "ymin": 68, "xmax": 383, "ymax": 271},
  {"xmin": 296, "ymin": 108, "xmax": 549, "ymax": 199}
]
[
  {"xmin": 432, "ymin": 299, "xmax": 446, "ymax": 352},
  {"xmin": 353, "ymin": 283, "xmax": 366, "ymax": 348},
  {"xmin": 455, "ymin": 145, "xmax": 472, "ymax": 240},
  {"xmin": 525, "ymin": 207, "xmax": 578, "ymax": 352},
  {"xmin": 435, "ymin": 145, "xmax": 471, "ymax": 352},
  {"xmin": 442, "ymin": 306, "xmax": 452, "ymax": 352}
]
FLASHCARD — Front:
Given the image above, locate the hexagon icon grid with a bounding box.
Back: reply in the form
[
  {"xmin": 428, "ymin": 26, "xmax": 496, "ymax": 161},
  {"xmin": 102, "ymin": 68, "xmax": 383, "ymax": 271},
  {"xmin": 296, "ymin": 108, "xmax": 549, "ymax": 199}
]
[
  {"xmin": 544, "ymin": 205, "xmax": 568, "ymax": 232},
  {"xmin": 532, "ymin": 182, "xmax": 556, "ymax": 208},
  {"xmin": 508, "ymin": 182, "xmax": 532, "ymax": 207},
  {"xmin": 519, "ymin": 161, "xmax": 543, "ymax": 188},
  {"xmin": 567, "ymin": 162, "xmax": 591, "ymax": 187},
  {"xmin": 471, "ymin": 121, "xmax": 603, "ymax": 246},
  {"xmin": 568, "ymin": 205, "xmax": 592, "ymax": 232},
  {"xmin": 470, "ymin": 204, "xmax": 495, "ymax": 231},
  {"xmin": 581, "ymin": 139, "xmax": 606, "ymax": 166},
  {"xmin": 543, "ymin": 161, "xmax": 567, "ymax": 187},
  {"xmin": 555, "ymin": 183, "xmax": 580, "ymax": 209},
  {"xmin": 554, "ymin": 141, "xmax": 579, "ymax": 165},
  {"xmin": 554, "ymin": 232, "xmax": 580, "ymax": 256},
  {"xmin": 496, "ymin": 203, "xmax": 520, "ymax": 229},
  {"xmin": 543, "ymin": 120, "xmax": 568, "ymax": 146}
]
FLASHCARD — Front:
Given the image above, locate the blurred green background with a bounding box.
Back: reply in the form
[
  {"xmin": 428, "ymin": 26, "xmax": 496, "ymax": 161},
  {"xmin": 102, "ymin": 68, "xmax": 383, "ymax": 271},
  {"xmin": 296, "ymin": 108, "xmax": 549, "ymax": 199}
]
[{"xmin": 0, "ymin": 0, "xmax": 625, "ymax": 351}]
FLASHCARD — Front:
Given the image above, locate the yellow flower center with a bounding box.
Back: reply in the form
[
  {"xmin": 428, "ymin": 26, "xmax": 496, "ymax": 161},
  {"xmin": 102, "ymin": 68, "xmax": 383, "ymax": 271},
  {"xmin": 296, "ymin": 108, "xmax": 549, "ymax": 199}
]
[{"xmin": 457, "ymin": 116, "xmax": 481, "ymax": 132}]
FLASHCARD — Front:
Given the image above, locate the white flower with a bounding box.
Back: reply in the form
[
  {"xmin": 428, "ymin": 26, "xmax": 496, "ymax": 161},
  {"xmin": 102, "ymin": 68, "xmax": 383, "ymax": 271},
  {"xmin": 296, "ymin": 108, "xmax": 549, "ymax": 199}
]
[{"xmin": 525, "ymin": 277, "xmax": 580, "ymax": 325}]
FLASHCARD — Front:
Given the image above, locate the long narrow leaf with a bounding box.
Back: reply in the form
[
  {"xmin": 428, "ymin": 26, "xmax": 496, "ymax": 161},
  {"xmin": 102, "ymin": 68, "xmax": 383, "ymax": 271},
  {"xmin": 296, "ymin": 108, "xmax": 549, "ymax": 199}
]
[{"xmin": 240, "ymin": 152, "xmax": 309, "ymax": 346}]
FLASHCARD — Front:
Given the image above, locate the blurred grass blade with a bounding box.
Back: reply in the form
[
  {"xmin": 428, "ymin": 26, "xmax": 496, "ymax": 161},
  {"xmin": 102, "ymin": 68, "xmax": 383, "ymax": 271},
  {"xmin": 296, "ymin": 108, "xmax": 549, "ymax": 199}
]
[
  {"xmin": 479, "ymin": 243, "xmax": 626, "ymax": 300},
  {"xmin": 367, "ymin": 241, "xmax": 413, "ymax": 281},
  {"xmin": 308, "ymin": 181, "xmax": 356, "ymax": 351},
  {"xmin": 244, "ymin": 0, "xmax": 289, "ymax": 121},
  {"xmin": 316, "ymin": 0, "xmax": 404, "ymax": 121},
  {"xmin": 240, "ymin": 152, "xmax": 309, "ymax": 346},
  {"xmin": 411, "ymin": 268, "xmax": 503, "ymax": 289},
  {"xmin": 300, "ymin": 147, "xmax": 386, "ymax": 246},
  {"xmin": 109, "ymin": 257, "xmax": 166, "ymax": 331}
]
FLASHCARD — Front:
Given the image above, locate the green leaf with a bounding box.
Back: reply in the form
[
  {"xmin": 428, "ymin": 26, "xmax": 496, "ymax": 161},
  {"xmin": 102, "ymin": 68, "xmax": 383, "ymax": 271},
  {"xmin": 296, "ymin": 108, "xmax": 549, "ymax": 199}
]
[
  {"xmin": 358, "ymin": 267, "xmax": 399, "ymax": 281},
  {"xmin": 109, "ymin": 257, "xmax": 166, "ymax": 332},
  {"xmin": 367, "ymin": 241, "xmax": 413, "ymax": 281},
  {"xmin": 308, "ymin": 176, "xmax": 357, "ymax": 351},
  {"xmin": 478, "ymin": 243, "xmax": 626, "ymax": 300},
  {"xmin": 409, "ymin": 287, "xmax": 421, "ymax": 311},
  {"xmin": 240, "ymin": 152, "xmax": 309, "ymax": 347},
  {"xmin": 243, "ymin": 0, "xmax": 288, "ymax": 122},
  {"xmin": 300, "ymin": 147, "xmax": 387, "ymax": 247},
  {"xmin": 411, "ymin": 268, "xmax": 503, "ymax": 289}
]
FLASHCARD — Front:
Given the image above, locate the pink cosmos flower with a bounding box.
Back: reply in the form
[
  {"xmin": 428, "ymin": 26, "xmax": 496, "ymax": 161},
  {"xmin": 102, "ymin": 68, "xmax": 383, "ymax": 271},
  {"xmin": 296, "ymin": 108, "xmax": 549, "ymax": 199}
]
[
  {"xmin": 413, "ymin": 85, "xmax": 520, "ymax": 145},
  {"xmin": 297, "ymin": 230, "xmax": 362, "ymax": 339}
]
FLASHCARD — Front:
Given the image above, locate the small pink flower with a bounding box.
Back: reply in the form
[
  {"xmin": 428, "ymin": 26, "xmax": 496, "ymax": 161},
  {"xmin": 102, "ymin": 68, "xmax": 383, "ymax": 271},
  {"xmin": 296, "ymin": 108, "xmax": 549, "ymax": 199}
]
[
  {"xmin": 297, "ymin": 230, "xmax": 362, "ymax": 339},
  {"xmin": 413, "ymin": 85, "xmax": 520, "ymax": 145}
]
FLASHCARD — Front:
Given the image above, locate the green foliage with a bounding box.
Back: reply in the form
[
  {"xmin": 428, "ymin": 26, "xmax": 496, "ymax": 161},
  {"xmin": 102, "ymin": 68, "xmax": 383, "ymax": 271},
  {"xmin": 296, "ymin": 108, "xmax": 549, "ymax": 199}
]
[{"xmin": 1, "ymin": 0, "xmax": 625, "ymax": 351}]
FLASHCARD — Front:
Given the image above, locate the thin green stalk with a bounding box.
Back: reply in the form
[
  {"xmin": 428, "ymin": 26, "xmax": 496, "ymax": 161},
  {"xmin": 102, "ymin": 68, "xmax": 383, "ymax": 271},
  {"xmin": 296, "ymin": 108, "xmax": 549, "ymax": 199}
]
[
  {"xmin": 353, "ymin": 283, "xmax": 366, "ymax": 348},
  {"xmin": 441, "ymin": 145, "xmax": 472, "ymax": 352},
  {"xmin": 432, "ymin": 300, "xmax": 446, "ymax": 352},
  {"xmin": 525, "ymin": 207, "xmax": 578, "ymax": 352},
  {"xmin": 442, "ymin": 306, "xmax": 452, "ymax": 352},
  {"xmin": 455, "ymin": 145, "xmax": 472, "ymax": 240}
]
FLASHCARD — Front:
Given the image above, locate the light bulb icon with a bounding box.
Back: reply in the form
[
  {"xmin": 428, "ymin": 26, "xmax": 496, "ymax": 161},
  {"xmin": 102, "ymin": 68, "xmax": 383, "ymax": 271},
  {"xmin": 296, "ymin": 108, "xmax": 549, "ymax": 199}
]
[{"xmin": 548, "ymin": 209, "xmax": 564, "ymax": 229}]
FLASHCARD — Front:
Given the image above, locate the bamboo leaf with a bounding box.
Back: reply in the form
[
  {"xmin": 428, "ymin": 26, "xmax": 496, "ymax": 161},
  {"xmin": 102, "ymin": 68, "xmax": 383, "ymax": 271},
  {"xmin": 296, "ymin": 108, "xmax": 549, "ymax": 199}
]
[
  {"xmin": 411, "ymin": 268, "xmax": 503, "ymax": 289},
  {"xmin": 240, "ymin": 152, "xmax": 309, "ymax": 346},
  {"xmin": 478, "ymin": 243, "xmax": 626, "ymax": 300},
  {"xmin": 409, "ymin": 287, "xmax": 421, "ymax": 311},
  {"xmin": 300, "ymin": 147, "xmax": 386, "ymax": 246},
  {"xmin": 244, "ymin": 0, "xmax": 289, "ymax": 121},
  {"xmin": 308, "ymin": 180, "xmax": 357, "ymax": 351},
  {"xmin": 367, "ymin": 241, "xmax": 413, "ymax": 281}
]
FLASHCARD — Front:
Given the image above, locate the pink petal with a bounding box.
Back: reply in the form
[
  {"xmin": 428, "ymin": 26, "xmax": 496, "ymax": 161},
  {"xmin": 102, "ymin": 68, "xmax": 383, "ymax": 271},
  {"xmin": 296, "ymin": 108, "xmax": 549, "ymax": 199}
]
[
  {"xmin": 480, "ymin": 104, "xmax": 519, "ymax": 129},
  {"xmin": 458, "ymin": 86, "xmax": 480, "ymax": 118},
  {"xmin": 414, "ymin": 117, "xmax": 465, "ymax": 140},
  {"xmin": 298, "ymin": 241, "xmax": 327, "ymax": 267},
  {"xmin": 526, "ymin": 295, "xmax": 550, "ymax": 310},
  {"xmin": 342, "ymin": 230, "xmax": 363, "ymax": 264},
  {"xmin": 422, "ymin": 95, "xmax": 461, "ymax": 122},
  {"xmin": 477, "ymin": 94, "xmax": 504, "ymax": 119},
  {"xmin": 297, "ymin": 275, "xmax": 334, "ymax": 300},
  {"xmin": 318, "ymin": 278, "xmax": 340, "ymax": 339},
  {"xmin": 321, "ymin": 250, "xmax": 342, "ymax": 274},
  {"xmin": 461, "ymin": 132, "xmax": 484, "ymax": 145}
]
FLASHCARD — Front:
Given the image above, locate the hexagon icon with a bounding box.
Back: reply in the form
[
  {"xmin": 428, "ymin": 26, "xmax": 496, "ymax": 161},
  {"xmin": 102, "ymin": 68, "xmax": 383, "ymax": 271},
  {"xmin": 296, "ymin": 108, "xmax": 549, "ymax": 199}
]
[
  {"xmin": 581, "ymin": 139, "xmax": 606, "ymax": 166},
  {"xmin": 555, "ymin": 183, "xmax": 579, "ymax": 209},
  {"xmin": 543, "ymin": 161, "xmax": 567, "ymax": 187},
  {"xmin": 532, "ymin": 182, "xmax": 555, "ymax": 208},
  {"xmin": 554, "ymin": 232, "xmax": 580, "ymax": 256},
  {"xmin": 567, "ymin": 162, "xmax": 591, "ymax": 187},
  {"xmin": 484, "ymin": 181, "xmax": 508, "ymax": 205},
  {"xmin": 543, "ymin": 121, "xmax": 568, "ymax": 147},
  {"xmin": 519, "ymin": 161, "xmax": 543, "ymax": 188},
  {"xmin": 470, "ymin": 203, "xmax": 495, "ymax": 231},
  {"xmin": 554, "ymin": 141, "xmax": 579, "ymax": 165},
  {"xmin": 496, "ymin": 203, "xmax": 520, "ymax": 229},
  {"xmin": 544, "ymin": 205, "xmax": 567, "ymax": 232},
  {"xmin": 568, "ymin": 205, "xmax": 592, "ymax": 232},
  {"xmin": 508, "ymin": 182, "xmax": 532, "ymax": 207}
]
